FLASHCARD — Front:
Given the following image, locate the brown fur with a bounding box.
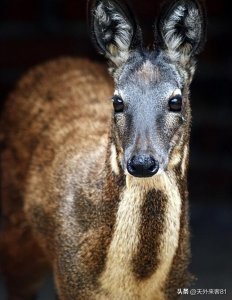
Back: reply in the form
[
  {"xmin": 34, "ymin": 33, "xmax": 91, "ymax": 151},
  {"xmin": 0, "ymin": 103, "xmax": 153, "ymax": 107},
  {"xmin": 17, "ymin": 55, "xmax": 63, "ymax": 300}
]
[
  {"xmin": 132, "ymin": 189, "xmax": 167, "ymax": 279},
  {"xmin": 1, "ymin": 56, "xmax": 191, "ymax": 299},
  {"xmin": 1, "ymin": 57, "xmax": 113, "ymax": 298}
]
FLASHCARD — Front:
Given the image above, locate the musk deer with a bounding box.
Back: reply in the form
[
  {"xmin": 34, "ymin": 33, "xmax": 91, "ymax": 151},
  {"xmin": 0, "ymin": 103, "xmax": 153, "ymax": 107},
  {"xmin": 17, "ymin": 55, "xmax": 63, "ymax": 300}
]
[{"xmin": 0, "ymin": 0, "xmax": 206, "ymax": 299}]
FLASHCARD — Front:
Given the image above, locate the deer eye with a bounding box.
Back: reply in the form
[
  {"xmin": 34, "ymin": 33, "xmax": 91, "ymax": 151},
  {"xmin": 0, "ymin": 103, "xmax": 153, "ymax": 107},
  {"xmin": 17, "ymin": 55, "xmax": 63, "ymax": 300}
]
[
  {"xmin": 112, "ymin": 95, "xmax": 124, "ymax": 113},
  {"xmin": 169, "ymin": 95, "xmax": 182, "ymax": 112}
]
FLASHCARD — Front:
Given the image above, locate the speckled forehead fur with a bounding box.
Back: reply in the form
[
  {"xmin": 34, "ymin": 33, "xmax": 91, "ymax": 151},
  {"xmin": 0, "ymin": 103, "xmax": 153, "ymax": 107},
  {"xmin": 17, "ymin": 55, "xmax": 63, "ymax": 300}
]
[
  {"xmin": 135, "ymin": 60, "xmax": 160, "ymax": 82},
  {"xmin": 114, "ymin": 50, "xmax": 187, "ymax": 89}
]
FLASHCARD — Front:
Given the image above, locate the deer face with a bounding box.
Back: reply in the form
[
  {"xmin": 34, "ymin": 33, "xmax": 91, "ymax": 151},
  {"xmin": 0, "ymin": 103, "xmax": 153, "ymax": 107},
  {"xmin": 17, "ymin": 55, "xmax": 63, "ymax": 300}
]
[
  {"xmin": 89, "ymin": 0, "xmax": 206, "ymax": 177},
  {"xmin": 111, "ymin": 51, "xmax": 189, "ymax": 177}
]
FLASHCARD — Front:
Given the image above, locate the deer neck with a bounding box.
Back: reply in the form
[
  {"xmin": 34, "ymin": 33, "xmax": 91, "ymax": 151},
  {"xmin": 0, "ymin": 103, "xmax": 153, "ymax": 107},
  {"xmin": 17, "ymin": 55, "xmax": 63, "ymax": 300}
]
[{"xmin": 98, "ymin": 137, "xmax": 189, "ymax": 298}]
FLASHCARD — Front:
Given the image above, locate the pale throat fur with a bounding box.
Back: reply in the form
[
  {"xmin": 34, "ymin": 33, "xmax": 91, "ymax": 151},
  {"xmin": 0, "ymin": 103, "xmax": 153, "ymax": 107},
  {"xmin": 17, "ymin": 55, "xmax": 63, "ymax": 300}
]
[{"xmin": 95, "ymin": 141, "xmax": 188, "ymax": 299}]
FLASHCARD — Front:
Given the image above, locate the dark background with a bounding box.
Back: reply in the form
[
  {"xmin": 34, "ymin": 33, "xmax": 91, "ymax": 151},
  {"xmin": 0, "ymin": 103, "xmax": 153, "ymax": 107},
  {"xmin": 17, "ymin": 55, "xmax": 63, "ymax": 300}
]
[{"xmin": 0, "ymin": 0, "xmax": 231, "ymax": 299}]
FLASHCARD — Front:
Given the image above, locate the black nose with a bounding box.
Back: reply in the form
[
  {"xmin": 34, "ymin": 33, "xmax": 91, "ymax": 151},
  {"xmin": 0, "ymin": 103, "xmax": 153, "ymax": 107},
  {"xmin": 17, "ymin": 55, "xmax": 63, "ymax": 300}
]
[{"xmin": 127, "ymin": 154, "xmax": 159, "ymax": 178}]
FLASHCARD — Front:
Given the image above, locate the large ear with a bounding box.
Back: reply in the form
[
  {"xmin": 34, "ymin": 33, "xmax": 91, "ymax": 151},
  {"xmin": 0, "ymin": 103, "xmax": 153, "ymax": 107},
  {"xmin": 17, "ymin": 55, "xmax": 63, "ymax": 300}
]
[
  {"xmin": 88, "ymin": 0, "xmax": 142, "ymax": 68},
  {"xmin": 156, "ymin": 0, "xmax": 206, "ymax": 64}
]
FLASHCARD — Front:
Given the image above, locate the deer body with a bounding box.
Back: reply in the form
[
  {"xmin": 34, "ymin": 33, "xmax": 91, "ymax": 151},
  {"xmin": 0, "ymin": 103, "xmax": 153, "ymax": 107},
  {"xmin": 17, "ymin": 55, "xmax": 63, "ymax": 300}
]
[{"xmin": 1, "ymin": 1, "xmax": 206, "ymax": 299}]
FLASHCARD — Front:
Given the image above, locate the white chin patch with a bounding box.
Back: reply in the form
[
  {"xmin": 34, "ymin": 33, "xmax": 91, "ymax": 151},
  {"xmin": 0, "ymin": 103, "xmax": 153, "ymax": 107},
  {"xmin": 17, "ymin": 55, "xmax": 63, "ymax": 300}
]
[{"xmin": 156, "ymin": 167, "xmax": 165, "ymax": 175}]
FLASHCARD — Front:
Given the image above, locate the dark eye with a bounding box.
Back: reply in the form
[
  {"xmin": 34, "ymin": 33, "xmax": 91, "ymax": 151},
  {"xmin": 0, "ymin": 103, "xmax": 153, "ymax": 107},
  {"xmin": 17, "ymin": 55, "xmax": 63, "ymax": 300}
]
[
  {"xmin": 168, "ymin": 95, "xmax": 182, "ymax": 112},
  {"xmin": 112, "ymin": 95, "xmax": 124, "ymax": 113}
]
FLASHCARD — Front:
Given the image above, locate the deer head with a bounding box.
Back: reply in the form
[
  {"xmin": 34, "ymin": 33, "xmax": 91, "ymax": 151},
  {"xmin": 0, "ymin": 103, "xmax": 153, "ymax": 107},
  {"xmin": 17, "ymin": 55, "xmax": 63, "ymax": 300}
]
[{"xmin": 88, "ymin": 0, "xmax": 206, "ymax": 178}]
